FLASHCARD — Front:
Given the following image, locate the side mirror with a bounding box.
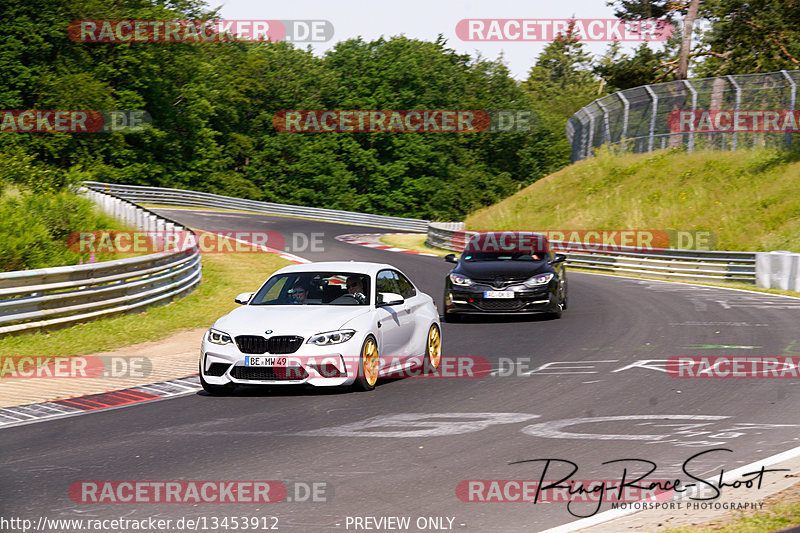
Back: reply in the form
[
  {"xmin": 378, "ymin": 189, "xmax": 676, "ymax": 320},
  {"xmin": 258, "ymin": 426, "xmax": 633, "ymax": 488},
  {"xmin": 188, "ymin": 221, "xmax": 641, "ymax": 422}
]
[
  {"xmin": 444, "ymin": 253, "xmax": 458, "ymax": 264},
  {"xmin": 551, "ymin": 254, "xmax": 567, "ymax": 265},
  {"xmin": 377, "ymin": 292, "xmax": 405, "ymax": 307},
  {"xmin": 234, "ymin": 292, "xmax": 254, "ymax": 305}
]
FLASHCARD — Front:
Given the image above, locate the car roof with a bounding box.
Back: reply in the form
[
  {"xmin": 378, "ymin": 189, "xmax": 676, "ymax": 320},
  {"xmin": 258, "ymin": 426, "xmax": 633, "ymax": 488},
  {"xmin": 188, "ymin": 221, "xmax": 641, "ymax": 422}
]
[{"xmin": 273, "ymin": 261, "xmax": 399, "ymax": 276}]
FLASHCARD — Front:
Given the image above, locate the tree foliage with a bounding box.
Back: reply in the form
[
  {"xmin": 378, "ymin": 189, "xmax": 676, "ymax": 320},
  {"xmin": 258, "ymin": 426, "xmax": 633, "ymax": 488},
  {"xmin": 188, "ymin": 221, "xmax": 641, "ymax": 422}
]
[
  {"xmin": 2, "ymin": 0, "xmax": 797, "ymax": 225},
  {"xmin": 0, "ymin": 0, "xmax": 575, "ymax": 221}
]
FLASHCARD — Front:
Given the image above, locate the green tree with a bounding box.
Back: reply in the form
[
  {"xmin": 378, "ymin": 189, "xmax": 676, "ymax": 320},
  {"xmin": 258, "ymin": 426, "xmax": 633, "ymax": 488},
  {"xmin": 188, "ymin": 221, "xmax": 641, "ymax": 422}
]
[
  {"xmin": 697, "ymin": 0, "xmax": 800, "ymax": 76},
  {"xmin": 595, "ymin": 42, "xmax": 670, "ymax": 90}
]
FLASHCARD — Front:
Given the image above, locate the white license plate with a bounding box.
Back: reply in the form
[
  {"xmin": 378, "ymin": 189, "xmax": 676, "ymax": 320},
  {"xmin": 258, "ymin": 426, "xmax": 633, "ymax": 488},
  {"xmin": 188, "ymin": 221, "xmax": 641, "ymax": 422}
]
[
  {"xmin": 484, "ymin": 291, "xmax": 514, "ymax": 299},
  {"xmin": 245, "ymin": 356, "xmax": 288, "ymax": 366}
]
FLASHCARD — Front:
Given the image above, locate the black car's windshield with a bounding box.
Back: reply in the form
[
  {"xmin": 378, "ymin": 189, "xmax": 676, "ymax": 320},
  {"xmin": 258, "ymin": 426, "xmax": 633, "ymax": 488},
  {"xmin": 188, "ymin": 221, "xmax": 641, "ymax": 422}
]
[
  {"xmin": 250, "ymin": 272, "xmax": 370, "ymax": 305},
  {"xmin": 462, "ymin": 252, "xmax": 543, "ymax": 262}
]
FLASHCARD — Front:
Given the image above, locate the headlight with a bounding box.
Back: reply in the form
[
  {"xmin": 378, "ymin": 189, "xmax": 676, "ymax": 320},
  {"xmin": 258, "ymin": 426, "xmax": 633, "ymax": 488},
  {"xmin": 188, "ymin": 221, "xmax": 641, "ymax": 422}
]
[
  {"xmin": 307, "ymin": 329, "xmax": 356, "ymax": 346},
  {"xmin": 449, "ymin": 273, "xmax": 473, "ymax": 286},
  {"xmin": 524, "ymin": 273, "xmax": 554, "ymax": 287},
  {"xmin": 207, "ymin": 328, "xmax": 232, "ymax": 345}
]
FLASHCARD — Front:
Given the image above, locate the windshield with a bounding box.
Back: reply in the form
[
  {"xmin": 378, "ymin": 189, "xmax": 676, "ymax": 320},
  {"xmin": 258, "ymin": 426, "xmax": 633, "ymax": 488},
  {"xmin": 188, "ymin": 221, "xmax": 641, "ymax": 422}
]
[
  {"xmin": 249, "ymin": 272, "xmax": 370, "ymax": 305},
  {"xmin": 462, "ymin": 252, "xmax": 545, "ymax": 262}
]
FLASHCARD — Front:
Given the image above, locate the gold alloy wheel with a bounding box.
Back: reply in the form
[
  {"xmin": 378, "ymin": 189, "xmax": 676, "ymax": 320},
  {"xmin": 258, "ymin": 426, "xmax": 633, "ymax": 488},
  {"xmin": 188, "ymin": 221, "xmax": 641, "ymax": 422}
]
[
  {"xmin": 427, "ymin": 325, "xmax": 442, "ymax": 369},
  {"xmin": 362, "ymin": 337, "xmax": 379, "ymax": 387}
]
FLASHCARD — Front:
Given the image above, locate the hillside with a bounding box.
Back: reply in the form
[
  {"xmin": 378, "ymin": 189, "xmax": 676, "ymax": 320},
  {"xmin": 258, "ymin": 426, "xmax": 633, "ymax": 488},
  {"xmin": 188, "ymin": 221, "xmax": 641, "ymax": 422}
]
[{"xmin": 464, "ymin": 148, "xmax": 800, "ymax": 252}]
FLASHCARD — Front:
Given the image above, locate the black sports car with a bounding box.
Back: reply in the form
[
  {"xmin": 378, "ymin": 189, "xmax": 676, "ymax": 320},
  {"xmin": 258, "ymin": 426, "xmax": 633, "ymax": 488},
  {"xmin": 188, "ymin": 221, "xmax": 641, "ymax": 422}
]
[{"xmin": 442, "ymin": 231, "xmax": 567, "ymax": 321}]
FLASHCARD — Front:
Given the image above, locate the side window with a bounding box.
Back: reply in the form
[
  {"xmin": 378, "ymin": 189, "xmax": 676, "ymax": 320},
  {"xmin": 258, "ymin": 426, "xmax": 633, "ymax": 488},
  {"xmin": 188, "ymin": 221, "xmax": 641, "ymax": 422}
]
[
  {"xmin": 376, "ymin": 270, "xmax": 400, "ymax": 303},
  {"xmin": 394, "ymin": 271, "xmax": 416, "ymax": 299}
]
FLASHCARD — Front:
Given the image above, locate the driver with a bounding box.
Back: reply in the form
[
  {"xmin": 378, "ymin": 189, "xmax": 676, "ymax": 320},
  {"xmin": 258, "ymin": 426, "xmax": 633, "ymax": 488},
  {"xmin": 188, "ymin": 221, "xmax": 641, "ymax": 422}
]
[{"xmin": 346, "ymin": 276, "xmax": 366, "ymax": 303}]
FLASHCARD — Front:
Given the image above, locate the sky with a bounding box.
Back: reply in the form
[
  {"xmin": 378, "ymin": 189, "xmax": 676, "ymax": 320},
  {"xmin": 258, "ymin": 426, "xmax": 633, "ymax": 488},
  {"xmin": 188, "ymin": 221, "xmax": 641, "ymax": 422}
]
[{"xmin": 214, "ymin": 0, "xmax": 659, "ymax": 80}]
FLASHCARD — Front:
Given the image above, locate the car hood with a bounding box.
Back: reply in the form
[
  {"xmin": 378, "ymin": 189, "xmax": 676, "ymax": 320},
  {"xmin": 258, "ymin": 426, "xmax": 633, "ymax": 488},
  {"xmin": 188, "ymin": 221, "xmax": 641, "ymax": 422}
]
[
  {"xmin": 212, "ymin": 305, "xmax": 371, "ymax": 336},
  {"xmin": 456, "ymin": 260, "xmax": 552, "ymax": 279}
]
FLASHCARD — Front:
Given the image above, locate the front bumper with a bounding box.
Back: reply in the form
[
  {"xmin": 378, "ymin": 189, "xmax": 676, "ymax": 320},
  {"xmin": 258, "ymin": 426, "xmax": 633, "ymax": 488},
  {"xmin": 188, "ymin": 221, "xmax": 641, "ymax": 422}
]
[
  {"xmin": 444, "ymin": 284, "xmax": 558, "ymax": 314},
  {"xmin": 200, "ymin": 339, "xmax": 355, "ymax": 387}
]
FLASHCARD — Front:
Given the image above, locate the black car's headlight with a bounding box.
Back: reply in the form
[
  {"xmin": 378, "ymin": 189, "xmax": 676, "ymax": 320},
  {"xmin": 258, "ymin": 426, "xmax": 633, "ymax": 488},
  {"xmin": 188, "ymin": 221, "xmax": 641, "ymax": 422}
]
[
  {"xmin": 523, "ymin": 273, "xmax": 554, "ymax": 288},
  {"xmin": 207, "ymin": 328, "xmax": 232, "ymax": 345},
  {"xmin": 449, "ymin": 273, "xmax": 473, "ymax": 287},
  {"xmin": 307, "ymin": 329, "xmax": 356, "ymax": 346}
]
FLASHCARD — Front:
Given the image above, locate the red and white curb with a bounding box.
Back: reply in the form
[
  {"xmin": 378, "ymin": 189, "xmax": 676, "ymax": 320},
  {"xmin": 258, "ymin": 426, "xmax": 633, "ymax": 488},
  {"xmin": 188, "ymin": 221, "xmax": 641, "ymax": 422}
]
[
  {"xmin": 0, "ymin": 375, "xmax": 202, "ymax": 429},
  {"xmin": 336, "ymin": 233, "xmax": 438, "ymax": 257}
]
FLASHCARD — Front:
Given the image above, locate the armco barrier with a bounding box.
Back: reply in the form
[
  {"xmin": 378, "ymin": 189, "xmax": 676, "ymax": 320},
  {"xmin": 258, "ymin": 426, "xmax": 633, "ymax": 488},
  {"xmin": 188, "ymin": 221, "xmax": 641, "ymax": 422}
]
[
  {"xmin": 756, "ymin": 251, "xmax": 800, "ymax": 291},
  {"xmin": 427, "ymin": 222, "xmax": 757, "ymax": 284},
  {"xmin": 0, "ymin": 188, "xmax": 201, "ymax": 335},
  {"xmin": 83, "ymin": 182, "xmax": 429, "ymax": 232}
]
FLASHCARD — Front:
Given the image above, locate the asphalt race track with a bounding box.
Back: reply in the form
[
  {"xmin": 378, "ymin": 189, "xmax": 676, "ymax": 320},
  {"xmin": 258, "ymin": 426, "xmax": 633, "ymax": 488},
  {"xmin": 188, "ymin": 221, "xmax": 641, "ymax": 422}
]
[{"xmin": 3, "ymin": 209, "xmax": 800, "ymax": 532}]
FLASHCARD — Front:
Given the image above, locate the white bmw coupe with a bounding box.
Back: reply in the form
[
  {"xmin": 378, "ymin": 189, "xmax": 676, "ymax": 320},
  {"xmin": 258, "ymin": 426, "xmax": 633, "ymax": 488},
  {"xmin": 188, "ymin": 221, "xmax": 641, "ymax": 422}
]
[{"xmin": 200, "ymin": 261, "xmax": 441, "ymax": 394}]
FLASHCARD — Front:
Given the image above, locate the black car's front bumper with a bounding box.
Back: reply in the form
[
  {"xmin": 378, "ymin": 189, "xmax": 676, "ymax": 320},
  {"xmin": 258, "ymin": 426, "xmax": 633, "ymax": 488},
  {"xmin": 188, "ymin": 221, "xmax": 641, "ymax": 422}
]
[{"xmin": 444, "ymin": 283, "xmax": 559, "ymax": 314}]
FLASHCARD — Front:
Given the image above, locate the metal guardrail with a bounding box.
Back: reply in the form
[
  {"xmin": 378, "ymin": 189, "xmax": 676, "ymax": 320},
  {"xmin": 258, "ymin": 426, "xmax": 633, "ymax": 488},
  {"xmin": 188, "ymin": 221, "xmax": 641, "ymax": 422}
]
[
  {"xmin": 83, "ymin": 182, "xmax": 430, "ymax": 233},
  {"xmin": 427, "ymin": 222, "xmax": 757, "ymax": 284},
  {"xmin": 756, "ymin": 251, "xmax": 800, "ymax": 291},
  {"xmin": 567, "ymin": 69, "xmax": 800, "ymax": 162},
  {"xmin": 0, "ymin": 189, "xmax": 201, "ymax": 335}
]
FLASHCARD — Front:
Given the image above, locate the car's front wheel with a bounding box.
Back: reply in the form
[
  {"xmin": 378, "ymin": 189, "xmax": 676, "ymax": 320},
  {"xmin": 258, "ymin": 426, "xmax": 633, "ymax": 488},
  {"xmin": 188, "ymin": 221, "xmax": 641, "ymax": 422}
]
[
  {"xmin": 424, "ymin": 324, "xmax": 442, "ymax": 373},
  {"xmin": 547, "ymin": 291, "xmax": 565, "ymax": 319},
  {"xmin": 353, "ymin": 335, "xmax": 379, "ymax": 391}
]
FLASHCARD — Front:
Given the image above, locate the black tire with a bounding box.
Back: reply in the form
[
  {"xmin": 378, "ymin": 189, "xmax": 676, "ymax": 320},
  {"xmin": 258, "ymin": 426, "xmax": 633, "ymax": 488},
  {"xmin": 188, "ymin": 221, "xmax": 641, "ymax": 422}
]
[
  {"xmin": 353, "ymin": 336, "xmax": 379, "ymax": 391},
  {"xmin": 547, "ymin": 295, "xmax": 565, "ymax": 319},
  {"xmin": 199, "ymin": 363, "xmax": 235, "ymax": 396}
]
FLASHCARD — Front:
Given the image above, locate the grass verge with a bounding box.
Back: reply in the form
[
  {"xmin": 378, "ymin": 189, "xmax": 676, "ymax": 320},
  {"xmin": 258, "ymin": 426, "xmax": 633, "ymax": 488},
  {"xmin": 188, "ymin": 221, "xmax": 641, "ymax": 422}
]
[
  {"xmin": 0, "ymin": 252, "xmax": 292, "ymax": 358},
  {"xmin": 664, "ymin": 482, "xmax": 800, "ymax": 532},
  {"xmin": 465, "ymin": 147, "xmax": 800, "ymax": 252}
]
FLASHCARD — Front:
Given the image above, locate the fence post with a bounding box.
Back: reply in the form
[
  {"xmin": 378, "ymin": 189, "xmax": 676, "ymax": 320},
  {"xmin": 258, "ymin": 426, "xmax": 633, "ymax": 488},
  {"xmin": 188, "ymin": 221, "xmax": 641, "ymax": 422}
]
[
  {"xmin": 684, "ymin": 80, "xmax": 697, "ymax": 153},
  {"xmin": 580, "ymin": 110, "xmax": 591, "ymax": 160},
  {"xmin": 726, "ymin": 75, "xmax": 741, "ymax": 151},
  {"xmin": 618, "ymin": 91, "xmax": 630, "ymax": 146},
  {"xmin": 782, "ymin": 70, "xmax": 796, "ymax": 149},
  {"xmin": 644, "ymin": 85, "xmax": 658, "ymax": 152},
  {"xmin": 597, "ymin": 99, "xmax": 611, "ymax": 146}
]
